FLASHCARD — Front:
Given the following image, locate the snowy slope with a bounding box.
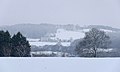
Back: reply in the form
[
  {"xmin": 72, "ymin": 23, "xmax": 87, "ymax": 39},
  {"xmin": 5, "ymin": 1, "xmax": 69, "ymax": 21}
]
[
  {"xmin": 1, "ymin": 58, "xmax": 120, "ymax": 72},
  {"xmin": 55, "ymin": 29, "xmax": 85, "ymax": 40},
  {"xmin": 54, "ymin": 28, "xmax": 114, "ymax": 41},
  {"xmin": 27, "ymin": 28, "xmax": 115, "ymax": 47},
  {"xmin": 82, "ymin": 29, "xmax": 114, "ymax": 33},
  {"xmin": 27, "ymin": 38, "xmax": 70, "ymax": 46},
  {"xmin": 27, "ymin": 29, "xmax": 85, "ymax": 46},
  {"xmin": 29, "ymin": 42, "xmax": 70, "ymax": 46},
  {"xmin": 27, "ymin": 38, "xmax": 40, "ymax": 42},
  {"xmin": 100, "ymin": 29, "xmax": 114, "ymax": 32}
]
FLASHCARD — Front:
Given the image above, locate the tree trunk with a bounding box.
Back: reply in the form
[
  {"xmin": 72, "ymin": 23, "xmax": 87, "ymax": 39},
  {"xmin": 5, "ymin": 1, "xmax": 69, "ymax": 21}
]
[{"xmin": 93, "ymin": 47, "xmax": 97, "ymax": 57}]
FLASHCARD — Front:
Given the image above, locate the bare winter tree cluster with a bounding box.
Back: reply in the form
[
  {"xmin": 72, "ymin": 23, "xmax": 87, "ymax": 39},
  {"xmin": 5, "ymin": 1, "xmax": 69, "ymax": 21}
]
[{"xmin": 75, "ymin": 28, "xmax": 111, "ymax": 57}]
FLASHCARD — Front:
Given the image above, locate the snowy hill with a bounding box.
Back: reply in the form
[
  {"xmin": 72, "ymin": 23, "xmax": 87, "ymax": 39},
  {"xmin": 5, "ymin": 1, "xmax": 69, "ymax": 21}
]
[
  {"xmin": 55, "ymin": 29, "xmax": 85, "ymax": 40},
  {"xmin": 82, "ymin": 28, "xmax": 114, "ymax": 33},
  {"xmin": 0, "ymin": 24, "xmax": 119, "ymax": 39},
  {"xmin": 1, "ymin": 24, "xmax": 120, "ymax": 47},
  {"xmin": 28, "ymin": 28, "xmax": 116, "ymax": 47},
  {"xmin": 29, "ymin": 41, "xmax": 70, "ymax": 46},
  {"xmin": 53, "ymin": 28, "xmax": 115, "ymax": 41}
]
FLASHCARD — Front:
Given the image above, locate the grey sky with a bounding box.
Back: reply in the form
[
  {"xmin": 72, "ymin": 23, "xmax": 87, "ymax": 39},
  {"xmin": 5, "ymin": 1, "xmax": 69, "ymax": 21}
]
[{"xmin": 0, "ymin": 0, "xmax": 120, "ymax": 28}]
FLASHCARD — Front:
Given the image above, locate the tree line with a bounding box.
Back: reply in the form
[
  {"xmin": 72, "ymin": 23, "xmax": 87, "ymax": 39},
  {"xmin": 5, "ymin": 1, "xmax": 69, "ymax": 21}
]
[
  {"xmin": 0, "ymin": 31, "xmax": 31, "ymax": 57},
  {"xmin": 30, "ymin": 28, "xmax": 112, "ymax": 57},
  {"xmin": 0, "ymin": 28, "xmax": 112, "ymax": 57}
]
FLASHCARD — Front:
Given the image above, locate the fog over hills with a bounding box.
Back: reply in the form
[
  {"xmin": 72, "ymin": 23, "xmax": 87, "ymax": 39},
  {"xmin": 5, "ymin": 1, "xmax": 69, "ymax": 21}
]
[{"xmin": 0, "ymin": 23, "xmax": 120, "ymax": 39}]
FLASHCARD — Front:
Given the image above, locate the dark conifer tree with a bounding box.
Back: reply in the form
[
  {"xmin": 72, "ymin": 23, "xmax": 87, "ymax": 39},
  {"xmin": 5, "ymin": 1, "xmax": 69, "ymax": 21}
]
[
  {"xmin": 11, "ymin": 32, "xmax": 31, "ymax": 57},
  {"xmin": 0, "ymin": 31, "xmax": 11, "ymax": 56},
  {"xmin": 3, "ymin": 31, "xmax": 11, "ymax": 56},
  {"xmin": 0, "ymin": 31, "xmax": 5, "ymax": 56}
]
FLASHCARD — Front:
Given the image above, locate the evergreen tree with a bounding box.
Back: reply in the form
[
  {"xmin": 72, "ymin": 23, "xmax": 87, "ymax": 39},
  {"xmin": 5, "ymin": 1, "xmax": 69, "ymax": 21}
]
[
  {"xmin": 0, "ymin": 31, "xmax": 5, "ymax": 56},
  {"xmin": 3, "ymin": 31, "xmax": 11, "ymax": 56},
  {"xmin": 11, "ymin": 32, "xmax": 31, "ymax": 57},
  {"xmin": 0, "ymin": 31, "xmax": 11, "ymax": 56},
  {"xmin": 0, "ymin": 30, "xmax": 30, "ymax": 57}
]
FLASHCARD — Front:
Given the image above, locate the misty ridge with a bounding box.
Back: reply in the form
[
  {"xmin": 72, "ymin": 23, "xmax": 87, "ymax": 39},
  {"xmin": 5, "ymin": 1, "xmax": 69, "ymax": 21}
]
[
  {"xmin": 1, "ymin": 23, "xmax": 120, "ymax": 38},
  {"xmin": 1, "ymin": 23, "xmax": 120, "ymax": 57}
]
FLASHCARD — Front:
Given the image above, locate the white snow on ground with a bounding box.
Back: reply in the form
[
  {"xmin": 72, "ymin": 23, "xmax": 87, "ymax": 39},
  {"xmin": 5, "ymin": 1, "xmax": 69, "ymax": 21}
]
[
  {"xmin": 97, "ymin": 48, "xmax": 113, "ymax": 52},
  {"xmin": 82, "ymin": 29, "xmax": 113, "ymax": 33},
  {"xmin": 27, "ymin": 28, "xmax": 114, "ymax": 47},
  {"xmin": 55, "ymin": 28, "xmax": 113, "ymax": 41},
  {"xmin": 82, "ymin": 29, "xmax": 90, "ymax": 32},
  {"xmin": 0, "ymin": 58, "xmax": 120, "ymax": 72},
  {"xmin": 31, "ymin": 51, "xmax": 54, "ymax": 55},
  {"xmin": 100, "ymin": 29, "xmax": 114, "ymax": 32},
  {"xmin": 29, "ymin": 42, "xmax": 70, "ymax": 46},
  {"xmin": 27, "ymin": 38, "xmax": 40, "ymax": 42},
  {"xmin": 31, "ymin": 51, "xmax": 69, "ymax": 57},
  {"xmin": 55, "ymin": 29, "xmax": 85, "ymax": 40}
]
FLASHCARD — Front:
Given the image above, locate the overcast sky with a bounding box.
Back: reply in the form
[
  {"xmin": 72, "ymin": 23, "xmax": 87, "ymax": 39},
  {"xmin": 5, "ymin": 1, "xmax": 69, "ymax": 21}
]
[{"xmin": 0, "ymin": 0, "xmax": 120, "ymax": 28}]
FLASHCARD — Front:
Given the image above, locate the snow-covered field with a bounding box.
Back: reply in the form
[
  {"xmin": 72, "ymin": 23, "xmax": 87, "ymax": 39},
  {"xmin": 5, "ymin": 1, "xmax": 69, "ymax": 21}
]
[
  {"xmin": 27, "ymin": 28, "xmax": 114, "ymax": 47},
  {"xmin": 55, "ymin": 29, "xmax": 85, "ymax": 40},
  {"xmin": 52, "ymin": 28, "xmax": 114, "ymax": 41},
  {"xmin": 100, "ymin": 29, "xmax": 114, "ymax": 32},
  {"xmin": 0, "ymin": 58, "xmax": 120, "ymax": 72},
  {"xmin": 31, "ymin": 51, "xmax": 70, "ymax": 57},
  {"xmin": 29, "ymin": 42, "xmax": 70, "ymax": 46},
  {"xmin": 27, "ymin": 38, "xmax": 40, "ymax": 42},
  {"xmin": 82, "ymin": 29, "xmax": 114, "ymax": 33}
]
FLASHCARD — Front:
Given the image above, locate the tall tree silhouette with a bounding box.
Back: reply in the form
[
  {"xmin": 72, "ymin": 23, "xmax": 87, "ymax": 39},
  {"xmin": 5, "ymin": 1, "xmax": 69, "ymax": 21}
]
[
  {"xmin": 0, "ymin": 31, "xmax": 11, "ymax": 56},
  {"xmin": 11, "ymin": 32, "xmax": 31, "ymax": 57},
  {"xmin": 76, "ymin": 28, "xmax": 111, "ymax": 57}
]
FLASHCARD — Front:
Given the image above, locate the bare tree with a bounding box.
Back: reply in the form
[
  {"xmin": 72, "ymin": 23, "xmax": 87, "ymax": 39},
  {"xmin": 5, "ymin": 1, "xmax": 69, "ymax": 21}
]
[{"xmin": 75, "ymin": 28, "xmax": 111, "ymax": 57}]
